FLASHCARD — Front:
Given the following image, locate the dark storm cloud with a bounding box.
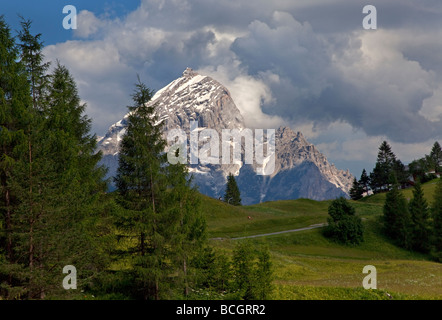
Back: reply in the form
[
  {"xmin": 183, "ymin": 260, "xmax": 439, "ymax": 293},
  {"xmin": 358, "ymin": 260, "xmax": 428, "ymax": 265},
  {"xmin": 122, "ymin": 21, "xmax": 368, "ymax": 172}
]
[{"xmin": 227, "ymin": 7, "xmax": 442, "ymax": 143}]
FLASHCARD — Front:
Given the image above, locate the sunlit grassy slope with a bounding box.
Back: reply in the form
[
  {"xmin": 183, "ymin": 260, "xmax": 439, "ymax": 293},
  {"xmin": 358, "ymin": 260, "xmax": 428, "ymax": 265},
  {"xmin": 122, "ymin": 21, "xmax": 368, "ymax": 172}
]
[{"xmin": 203, "ymin": 179, "xmax": 442, "ymax": 299}]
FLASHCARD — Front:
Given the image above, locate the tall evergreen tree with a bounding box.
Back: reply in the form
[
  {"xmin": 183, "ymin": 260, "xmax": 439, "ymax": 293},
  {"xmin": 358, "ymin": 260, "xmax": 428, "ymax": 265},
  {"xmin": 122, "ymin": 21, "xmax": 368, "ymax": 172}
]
[
  {"xmin": 10, "ymin": 61, "xmax": 108, "ymax": 299},
  {"xmin": 359, "ymin": 169, "xmax": 370, "ymax": 194},
  {"xmin": 10, "ymin": 18, "xmax": 53, "ymax": 298},
  {"xmin": 224, "ymin": 173, "xmax": 241, "ymax": 206},
  {"xmin": 0, "ymin": 16, "xmax": 33, "ymax": 299},
  {"xmin": 166, "ymin": 157, "xmax": 207, "ymax": 297},
  {"xmin": 432, "ymin": 177, "xmax": 442, "ymax": 261},
  {"xmin": 114, "ymin": 77, "xmax": 166, "ymax": 300},
  {"xmin": 409, "ymin": 182, "xmax": 431, "ymax": 253},
  {"xmin": 383, "ymin": 180, "xmax": 412, "ymax": 249},
  {"xmin": 369, "ymin": 141, "xmax": 406, "ymax": 192},
  {"xmin": 349, "ymin": 177, "xmax": 363, "ymax": 200},
  {"xmin": 430, "ymin": 142, "xmax": 442, "ymax": 173},
  {"xmin": 431, "ymin": 177, "xmax": 442, "ymax": 261}
]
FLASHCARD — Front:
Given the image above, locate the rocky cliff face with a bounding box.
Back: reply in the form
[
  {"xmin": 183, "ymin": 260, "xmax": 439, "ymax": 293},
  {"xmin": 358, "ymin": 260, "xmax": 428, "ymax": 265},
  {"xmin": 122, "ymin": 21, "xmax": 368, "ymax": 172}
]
[{"xmin": 97, "ymin": 68, "xmax": 354, "ymax": 204}]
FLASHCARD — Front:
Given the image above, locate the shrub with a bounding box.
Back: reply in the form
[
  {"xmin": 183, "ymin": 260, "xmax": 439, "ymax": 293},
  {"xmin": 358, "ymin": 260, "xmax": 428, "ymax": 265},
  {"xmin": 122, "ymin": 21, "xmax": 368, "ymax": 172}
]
[{"xmin": 324, "ymin": 197, "xmax": 364, "ymax": 245}]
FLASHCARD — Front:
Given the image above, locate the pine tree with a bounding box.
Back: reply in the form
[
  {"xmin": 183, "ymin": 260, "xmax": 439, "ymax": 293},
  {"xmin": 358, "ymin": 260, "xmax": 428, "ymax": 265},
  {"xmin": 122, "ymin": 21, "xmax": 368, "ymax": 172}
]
[
  {"xmin": 10, "ymin": 18, "xmax": 54, "ymax": 298},
  {"xmin": 253, "ymin": 245, "xmax": 273, "ymax": 300},
  {"xmin": 0, "ymin": 16, "xmax": 33, "ymax": 299},
  {"xmin": 370, "ymin": 141, "xmax": 404, "ymax": 192},
  {"xmin": 224, "ymin": 173, "xmax": 241, "ymax": 206},
  {"xmin": 431, "ymin": 177, "xmax": 442, "ymax": 261},
  {"xmin": 232, "ymin": 241, "xmax": 255, "ymax": 299},
  {"xmin": 359, "ymin": 169, "xmax": 370, "ymax": 194},
  {"xmin": 383, "ymin": 180, "xmax": 412, "ymax": 249},
  {"xmin": 349, "ymin": 177, "xmax": 363, "ymax": 200},
  {"xmin": 114, "ymin": 77, "xmax": 170, "ymax": 300},
  {"xmin": 409, "ymin": 182, "xmax": 431, "ymax": 253},
  {"xmin": 166, "ymin": 157, "xmax": 206, "ymax": 297},
  {"xmin": 430, "ymin": 142, "xmax": 442, "ymax": 173},
  {"xmin": 13, "ymin": 61, "xmax": 108, "ymax": 299}
]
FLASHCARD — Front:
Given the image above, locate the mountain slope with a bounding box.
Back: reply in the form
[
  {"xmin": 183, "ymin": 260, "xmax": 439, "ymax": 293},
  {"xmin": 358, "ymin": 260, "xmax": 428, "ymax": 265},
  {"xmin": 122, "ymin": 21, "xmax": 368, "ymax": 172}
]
[{"xmin": 96, "ymin": 68, "xmax": 354, "ymax": 203}]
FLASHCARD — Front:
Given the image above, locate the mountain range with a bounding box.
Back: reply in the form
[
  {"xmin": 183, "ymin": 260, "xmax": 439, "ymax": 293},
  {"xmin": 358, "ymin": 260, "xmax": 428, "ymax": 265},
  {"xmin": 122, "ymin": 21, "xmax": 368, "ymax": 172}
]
[{"xmin": 96, "ymin": 68, "xmax": 354, "ymax": 205}]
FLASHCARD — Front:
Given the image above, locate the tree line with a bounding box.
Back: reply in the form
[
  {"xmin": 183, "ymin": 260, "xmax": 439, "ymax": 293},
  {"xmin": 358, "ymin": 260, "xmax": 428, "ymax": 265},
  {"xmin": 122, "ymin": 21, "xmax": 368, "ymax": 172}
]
[
  {"xmin": 350, "ymin": 140, "xmax": 442, "ymax": 199},
  {"xmin": 383, "ymin": 178, "xmax": 442, "ymax": 261},
  {"xmin": 346, "ymin": 140, "xmax": 442, "ymax": 260},
  {"xmin": 0, "ymin": 17, "xmax": 273, "ymax": 300}
]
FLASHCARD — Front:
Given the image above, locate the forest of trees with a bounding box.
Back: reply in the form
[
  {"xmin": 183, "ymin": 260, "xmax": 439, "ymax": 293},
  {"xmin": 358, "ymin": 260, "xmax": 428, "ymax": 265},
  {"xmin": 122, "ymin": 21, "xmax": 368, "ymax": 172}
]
[
  {"xmin": 350, "ymin": 140, "xmax": 442, "ymax": 199},
  {"xmin": 0, "ymin": 17, "xmax": 273, "ymax": 300},
  {"xmin": 348, "ymin": 140, "xmax": 442, "ymax": 260}
]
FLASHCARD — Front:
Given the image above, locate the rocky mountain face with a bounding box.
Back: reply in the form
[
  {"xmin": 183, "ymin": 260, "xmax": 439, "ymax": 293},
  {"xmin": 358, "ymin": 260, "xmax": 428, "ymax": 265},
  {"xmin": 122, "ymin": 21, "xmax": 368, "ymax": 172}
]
[{"xmin": 97, "ymin": 68, "xmax": 354, "ymax": 204}]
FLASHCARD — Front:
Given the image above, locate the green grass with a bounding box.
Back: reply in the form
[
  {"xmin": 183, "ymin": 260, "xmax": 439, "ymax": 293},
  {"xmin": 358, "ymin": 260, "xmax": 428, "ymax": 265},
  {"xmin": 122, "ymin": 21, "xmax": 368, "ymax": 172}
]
[{"xmin": 204, "ymin": 180, "xmax": 442, "ymax": 300}]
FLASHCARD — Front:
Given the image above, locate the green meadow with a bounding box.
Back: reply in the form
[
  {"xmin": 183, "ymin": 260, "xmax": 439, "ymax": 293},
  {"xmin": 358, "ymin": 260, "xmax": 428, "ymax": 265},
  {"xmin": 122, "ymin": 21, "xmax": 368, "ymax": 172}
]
[{"xmin": 204, "ymin": 179, "xmax": 442, "ymax": 300}]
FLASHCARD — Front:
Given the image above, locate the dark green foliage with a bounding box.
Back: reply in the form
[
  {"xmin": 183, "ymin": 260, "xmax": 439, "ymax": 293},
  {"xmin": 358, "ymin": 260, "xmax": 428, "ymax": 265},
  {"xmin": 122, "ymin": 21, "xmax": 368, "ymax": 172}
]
[
  {"xmin": 224, "ymin": 173, "xmax": 241, "ymax": 206},
  {"xmin": 192, "ymin": 246, "xmax": 231, "ymax": 293},
  {"xmin": 349, "ymin": 177, "xmax": 363, "ymax": 200},
  {"xmin": 114, "ymin": 77, "xmax": 169, "ymax": 300},
  {"xmin": 383, "ymin": 181, "xmax": 412, "ymax": 249},
  {"xmin": 0, "ymin": 15, "xmax": 34, "ymax": 299},
  {"xmin": 359, "ymin": 169, "xmax": 370, "ymax": 194},
  {"xmin": 409, "ymin": 182, "xmax": 431, "ymax": 253},
  {"xmin": 431, "ymin": 178, "xmax": 442, "ymax": 261},
  {"xmin": 430, "ymin": 142, "xmax": 442, "ymax": 173},
  {"xmin": 0, "ymin": 17, "xmax": 108, "ymax": 299},
  {"xmin": 369, "ymin": 141, "xmax": 407, "ymax": 193},
  {"xmin": 324, "ymin": 197, "xmax": 364, "ymax": 245},
  {"xmin": 232, "ymin": 241, "xmax": 273, "ymax": 300}
]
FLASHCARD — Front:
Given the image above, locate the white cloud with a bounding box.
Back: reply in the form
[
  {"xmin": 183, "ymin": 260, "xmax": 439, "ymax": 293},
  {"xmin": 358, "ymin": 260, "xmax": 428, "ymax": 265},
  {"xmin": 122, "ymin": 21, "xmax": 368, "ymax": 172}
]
[{"xmin": 73, "ymin": 10, "xmax": 106, "ymax": 39}]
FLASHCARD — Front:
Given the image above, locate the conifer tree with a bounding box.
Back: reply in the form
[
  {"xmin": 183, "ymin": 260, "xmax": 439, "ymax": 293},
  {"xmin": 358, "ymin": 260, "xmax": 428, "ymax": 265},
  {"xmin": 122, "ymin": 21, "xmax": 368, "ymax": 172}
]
[
  {"xmin": 114, "ymin": 77, "xmax": 170, "ymax": 300},
  {"xmin": 224, "ymin": 173, "xmax": 241, "ymax": 206},
  {"xmin": 11, "ymin": 18, "xmax": 53, "ymax": 298},
  {"xmin": 370, "ymin": 141, "xmax": 396, "ymax": 192},
  {"xmin": 14, "ymin": 61, "xmax": 108, "ymax": 298},
  {"xmin": 253, "ymin": 245, "xmax": 273, "ymax": 300},
  {"xmin": 430, "ymin": 142, "xmax": 442, "ymax": 173},
  {"xmin": 0, "ymin": 16, "xmax": 32, "ymax": 299},
  {"xmin": 166, "ymin": 156, "xmax": 206, "ymax": 297},
  {"xmin": 409, "ymin": 182, "xmax": 431, "ymax": 253},
  {"xmin": 431, "ymin": 177, "xmax": 442, "ymax": 261},
  {"xmin": 359, "ymin": 169, "xmax": 370, "ymax": 194},
  {"xmin": 383, "ymin": 180, "xmax": 412, "ymax": 249},
  {"xmin": 349, "ymin": 177, "xmax": 363, "ymax": 200}
]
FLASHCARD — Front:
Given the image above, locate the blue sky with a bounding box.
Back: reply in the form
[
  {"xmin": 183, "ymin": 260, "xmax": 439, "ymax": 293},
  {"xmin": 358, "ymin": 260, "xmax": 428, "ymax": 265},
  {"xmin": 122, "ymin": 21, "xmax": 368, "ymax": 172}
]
[
  {"xmin": 2, "ymin": 1, "xmax": 442, "ymax": 177},
  {"xmin": 2, "ymin": 0, "xmax": 140, "ymax": 44}
]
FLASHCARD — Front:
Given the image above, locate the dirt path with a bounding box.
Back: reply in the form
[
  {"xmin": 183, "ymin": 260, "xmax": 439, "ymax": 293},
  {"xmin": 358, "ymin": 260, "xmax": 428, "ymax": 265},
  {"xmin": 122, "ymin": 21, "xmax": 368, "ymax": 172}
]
[{"xmin": 211, "ymin": 223, "xmax": 327, "ymax": 240}]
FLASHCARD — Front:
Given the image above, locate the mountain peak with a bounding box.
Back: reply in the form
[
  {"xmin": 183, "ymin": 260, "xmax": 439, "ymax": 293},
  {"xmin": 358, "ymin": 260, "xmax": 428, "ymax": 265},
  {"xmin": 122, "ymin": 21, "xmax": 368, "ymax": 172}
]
[
  {"xmin": 97, "ymin": 69, "xmax": 353, "ymax": 204},
  {"xmin": 182, "ymin": 67, "xmax": 198, "ymax": 78},
  {"xmin": 277, "ymin": 126, "xmax": 308, "ymax": 146}
]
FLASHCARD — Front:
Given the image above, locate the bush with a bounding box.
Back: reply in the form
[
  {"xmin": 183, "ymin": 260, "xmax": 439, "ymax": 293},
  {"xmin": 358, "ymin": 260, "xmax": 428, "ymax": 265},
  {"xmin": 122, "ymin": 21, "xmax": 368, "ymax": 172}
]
[{"xmin": 324, "ymin": 197, "xmax": 364, "ymax": 245}]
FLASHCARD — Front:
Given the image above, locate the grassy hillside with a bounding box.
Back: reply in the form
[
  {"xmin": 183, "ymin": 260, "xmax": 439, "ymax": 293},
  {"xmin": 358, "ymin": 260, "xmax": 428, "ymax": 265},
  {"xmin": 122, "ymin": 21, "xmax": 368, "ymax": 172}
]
[{"xmin": 203, "ymin": 180, "xmax": 442, "ymax": 299}]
